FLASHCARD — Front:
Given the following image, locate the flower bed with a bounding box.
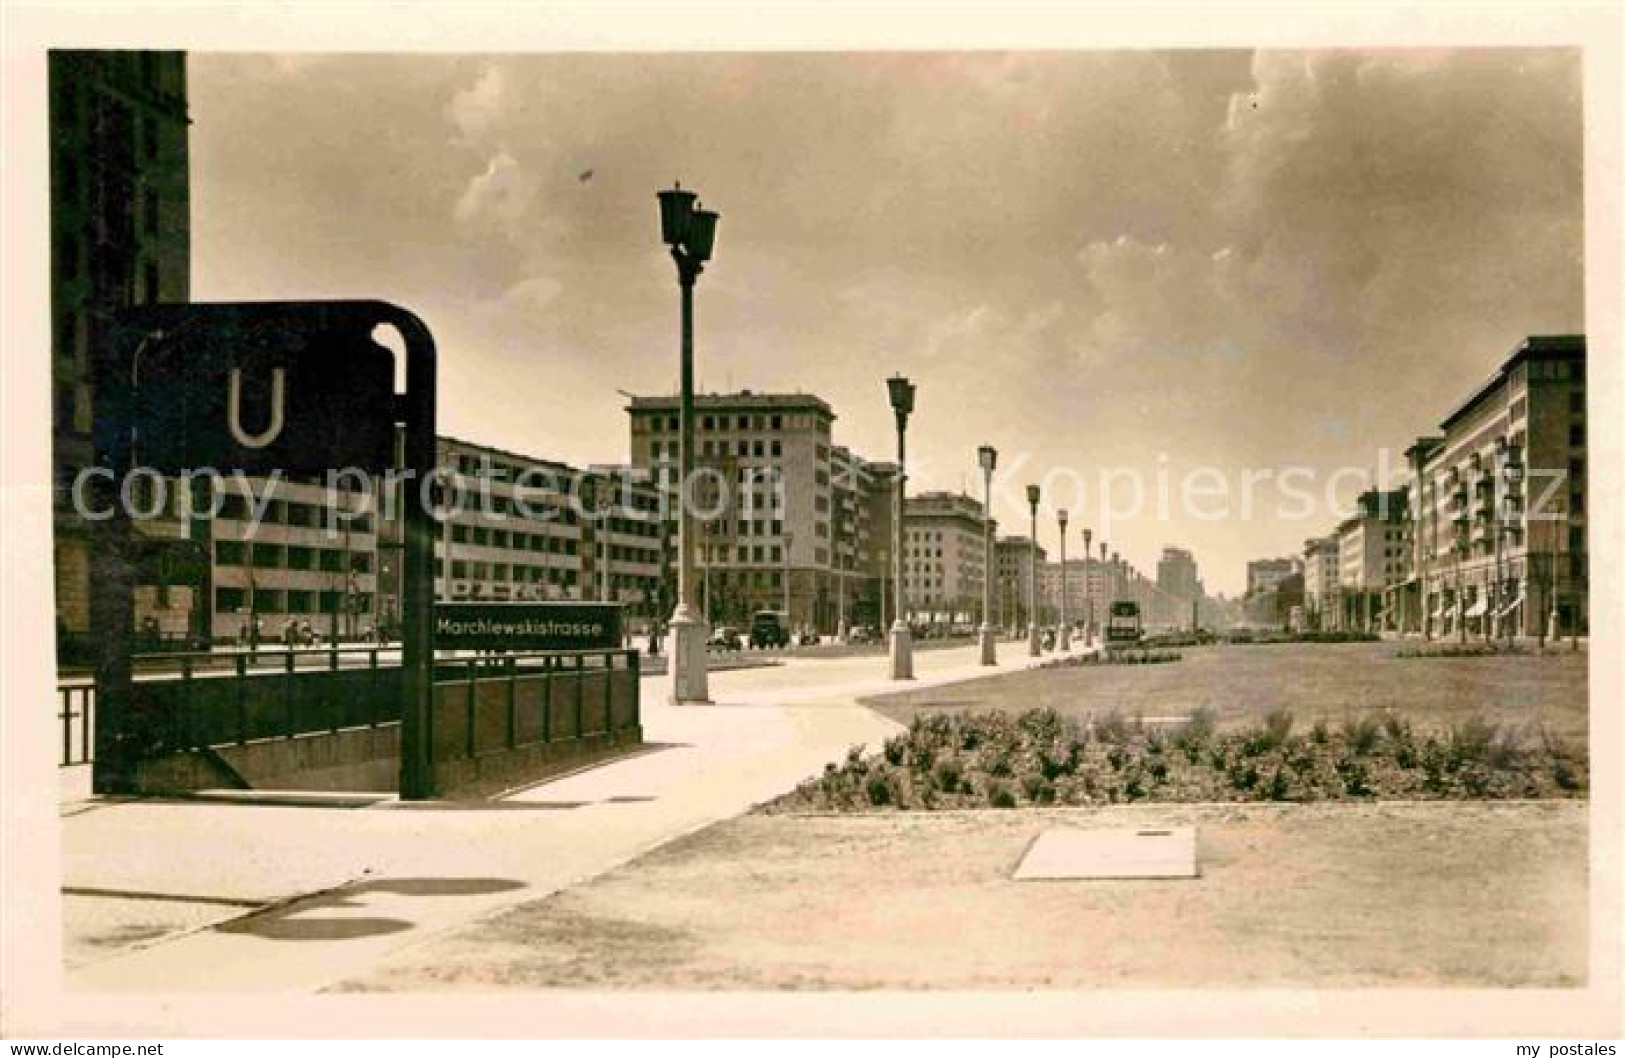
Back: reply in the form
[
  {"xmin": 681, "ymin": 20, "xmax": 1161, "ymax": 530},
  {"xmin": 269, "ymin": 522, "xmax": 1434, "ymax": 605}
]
[
  {"xmin": 765, "ymin": 706, "xmax": 1587, "ymax": 813},
  {"xmin": 1039, "ymin": 650, "xmax": 1183, "ymax": 668},
  {"xmin": 1398, "ymin": 643, "xmax": 1572, "ymax": 659}
]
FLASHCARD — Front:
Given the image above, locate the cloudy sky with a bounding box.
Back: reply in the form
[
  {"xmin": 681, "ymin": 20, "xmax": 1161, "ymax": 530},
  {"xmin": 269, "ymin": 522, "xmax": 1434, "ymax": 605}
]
[{"xmin": 188, "ymin": 49, "xmax": 1583, "ymax": 595}]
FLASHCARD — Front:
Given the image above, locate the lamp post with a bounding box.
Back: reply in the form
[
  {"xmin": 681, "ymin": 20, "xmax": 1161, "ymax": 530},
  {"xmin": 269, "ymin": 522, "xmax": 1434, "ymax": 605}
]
[
  {"xmin": 657, "ymin": 181, "xmax": 719, "ymax": 705},
  {"xmin": 1455, "ymin": 538, "xmax": 1468, "ymax": 644},
  {"xmin": 783, "ymin": 530, "xmax": 793, "ymax": 635},
  {"xmin": 888, "ymin": 375, "xmax": 916, "ymax": 679},
  {"xmin": 1057, "ymin": 508, "xmax": 1071, "ymax": 651},
  {"xmin": 836, "ymin": 560, "xmax": 847, "ymax": 642},
  {"xmin": 977, "ymin": 444, "xmax": 997, "ymax": 666},
  {"xmin": 1026, "ymin": 484, "xmax": 1042, "ymax": 656},
  {"xmin": 1082, "ymin": 526, "xmax": 1093, "ymax": 645},
  {"xmin": 879, "ymin": 548, "xmax": 888, "ymax": 631}
]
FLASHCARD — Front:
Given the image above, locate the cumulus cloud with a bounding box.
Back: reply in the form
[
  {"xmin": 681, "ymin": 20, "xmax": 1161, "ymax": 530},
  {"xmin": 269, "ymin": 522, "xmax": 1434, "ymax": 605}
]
[
  {"xmin": 447, "ymin": 64, "xmax": 507, "ymax": 141},
  {"xmin": 452, "ymin": 150, "xmax": 529, "ymax": 228}
]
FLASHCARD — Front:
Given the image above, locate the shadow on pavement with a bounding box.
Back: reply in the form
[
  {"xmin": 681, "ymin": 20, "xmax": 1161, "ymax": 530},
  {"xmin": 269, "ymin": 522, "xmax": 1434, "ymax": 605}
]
[{"xmin": 216, "ymin": 876, "xmax": 527, "ymax": 942}]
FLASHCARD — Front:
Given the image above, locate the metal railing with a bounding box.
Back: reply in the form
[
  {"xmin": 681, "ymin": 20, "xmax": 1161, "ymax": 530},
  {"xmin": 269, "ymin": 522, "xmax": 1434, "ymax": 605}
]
[
  {"xmin": 58, "ymin": 647, "xmax": 641, "ymax": 767},
  {"xmin": 59, "ymin": 685, "xmax": 94, "ymax": 766}
]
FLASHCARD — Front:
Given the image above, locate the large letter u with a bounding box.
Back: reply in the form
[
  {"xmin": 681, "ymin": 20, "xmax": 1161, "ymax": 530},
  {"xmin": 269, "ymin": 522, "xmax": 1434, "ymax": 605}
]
[{"xmin": 227, "ymin": 367, "xmax": 286, "ymax": 449}]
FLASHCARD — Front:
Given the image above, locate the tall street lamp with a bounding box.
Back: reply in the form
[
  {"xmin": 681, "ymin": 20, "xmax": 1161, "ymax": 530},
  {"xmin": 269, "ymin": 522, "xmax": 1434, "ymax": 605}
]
[
  {"xmin": 1057, "ymin": 508, "xmax": 1071, "ymax": 651},
  {"xmin": 836, "ymin": 558, "xmax": 847, "ymax": 642},
  {"xmin": 783, "ymin": 530, "xmax": 794, "ymax": 633},
  {"xmin": 978, "ymin": 444, "xmax": 998, "ymax": 666},
  {"xmin": 888, "ymin": 375, "xmax": 916, "ymax": 679},
  {"xmin": 657, "ymin": 181, "xmax": 719, "ymax": 705},
  {"xmin": 1082, "ymin": 526, "xmax": 1093, "ymax": 645},
  {"xmin": 1026, "ymin": 483, "xmax": 1042, "ymax": 657}
]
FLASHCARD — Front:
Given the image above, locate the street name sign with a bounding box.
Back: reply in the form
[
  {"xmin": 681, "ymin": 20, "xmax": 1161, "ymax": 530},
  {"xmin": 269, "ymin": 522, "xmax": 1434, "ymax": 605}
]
[{"xmin": 436, "ymin": 602, "xmax": 623, "ymax": 652}]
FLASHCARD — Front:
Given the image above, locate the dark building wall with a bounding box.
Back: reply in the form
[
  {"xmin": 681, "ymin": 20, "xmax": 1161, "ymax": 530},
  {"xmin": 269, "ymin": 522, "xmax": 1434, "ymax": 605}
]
[{"xmin": 50, "ymin": 51, "xmax": 191, "ymax": 648}]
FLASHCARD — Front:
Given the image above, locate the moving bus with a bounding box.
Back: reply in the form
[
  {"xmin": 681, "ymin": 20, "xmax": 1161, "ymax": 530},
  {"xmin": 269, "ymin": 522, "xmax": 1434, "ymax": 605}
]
[{"xmin": 1105, "ymin": 601, "xmax": 1144, "ymax": 648}]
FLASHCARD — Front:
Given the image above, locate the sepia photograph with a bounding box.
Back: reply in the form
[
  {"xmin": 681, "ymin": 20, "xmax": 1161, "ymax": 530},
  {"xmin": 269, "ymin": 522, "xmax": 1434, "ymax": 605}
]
[{"xmin": 2, "ymin": 1, "xmax": 1620, "ymax": 1044}]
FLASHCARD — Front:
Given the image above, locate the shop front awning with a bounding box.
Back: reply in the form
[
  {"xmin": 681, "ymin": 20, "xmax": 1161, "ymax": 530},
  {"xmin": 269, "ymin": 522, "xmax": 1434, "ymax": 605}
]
[
  {"xmin": 1497, "ymin": 594, "xmax": 1525, "ymax": 618},
  {"xmin": 1465, "ymin": 599, "xmax": 1489, "ymax": 618}
]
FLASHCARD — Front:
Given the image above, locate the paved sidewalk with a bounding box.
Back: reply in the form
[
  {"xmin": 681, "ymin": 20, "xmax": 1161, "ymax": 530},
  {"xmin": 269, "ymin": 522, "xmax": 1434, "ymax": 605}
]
[{"xmin": 62, "ymin": 641, "xmax": 1064, "ymax": 991}]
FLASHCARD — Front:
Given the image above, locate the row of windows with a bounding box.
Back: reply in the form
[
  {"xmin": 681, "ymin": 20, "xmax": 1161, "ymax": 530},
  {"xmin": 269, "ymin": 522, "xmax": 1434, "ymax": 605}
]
[
  {"xmin": 444, "ymin": 561, "xmax": 578, "ymax": 585},
  {"xmin": 643, "ymin": 411, "xmax": 809, "ymax": 432},
  {"xmin": 216, "ymin": 495, "xmax": 375, "ymax": 533},
  {"xmin": 702, "ymin": 545, "xmax": 784, "ymax": 564},
  {"xmin": 652, "ymin": 438, "xmax": 791, "ymax": 460},
  {"xmin": 216, "ymin": 540, "xmax": 373, "ymax": 574},
  {"xmin": 444, "ymin": 454, "xmax": 663, "ymax": 515},
  {"xmin": 699, "ymin": 519, "xmax": 785, "ymax": 538},
  {"xmin": 215, "ymin": 588, "xmax": 370, "ymax": 616}
]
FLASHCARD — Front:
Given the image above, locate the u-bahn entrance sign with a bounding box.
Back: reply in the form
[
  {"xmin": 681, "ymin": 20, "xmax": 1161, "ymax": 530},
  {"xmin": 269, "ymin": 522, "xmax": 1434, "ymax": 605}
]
[
  {"xmin": 436, "ymin": 602, "xmax": 623, "ymax": 652},
  {"xmin": 91, "ymin": 301, "xmax": 440, "ymax": 799}
]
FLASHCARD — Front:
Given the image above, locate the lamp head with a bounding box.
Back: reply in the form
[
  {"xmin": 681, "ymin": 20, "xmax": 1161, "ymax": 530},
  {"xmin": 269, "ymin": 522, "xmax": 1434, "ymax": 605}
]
[
  {"xmin": 687, "ymin": 205, "xmax": 720, "ymax": 262},
  {"xmin": 657, "ymin": 183, "xmax": 697, "ymax": 247},
  {"xmin": 1057, "ymin": 508, "xmax": 1068, "ymax": 530},
  {"xmin": 1026, "ymin": 483, "xmax": 1040, "ymax": 510},
  {"xmin": 978, "ymin": 444, "xmax": 997, "ymax": 472},
  {"xmin": 887, "ymin": 375, "xmax": 916, "ymax": 417}
]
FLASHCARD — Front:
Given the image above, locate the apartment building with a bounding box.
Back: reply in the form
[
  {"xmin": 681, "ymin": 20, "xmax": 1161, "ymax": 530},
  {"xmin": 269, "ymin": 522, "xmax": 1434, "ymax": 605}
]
[
  {"xmin": 423, "ymin": 437, "xmax": 665, "ymax": 613},
  {"xmin": 1409, "ymin": 335, "xmax": 1587, "ymax": 639},
  {"xmin": 1246, "ymin": 557, "xmax": 1300, "ymax": 596},
  {"xmin": 901, "ymin": 492, "xmax": 990, "ymax": 625},
  {"xmin": 996, "ymin": 536, "xmax": 1049, "ymax": 628},
  {"xmin": 1332, "ymin": 490, "xmax": 1407, "ymax": 632},
  {"xmin": 1301, "ymin": 536, "xmax": 1340, "ymax": 629},
  {"xmin": 51, "ymin": 51, "xmax": 192, "ymax": 661},
  {"xmin": 626, "ymin": 391, "xmax": 893, "ymax": 632}
]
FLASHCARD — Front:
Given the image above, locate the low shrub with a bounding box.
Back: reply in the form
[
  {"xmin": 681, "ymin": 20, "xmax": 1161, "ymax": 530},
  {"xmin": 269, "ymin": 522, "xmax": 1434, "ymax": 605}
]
[
  {"xmin": 986, "ymin": 780, "xmax": 1017, "ymax": 809},
  {"xmin": 1342, "ymin": 715, "xmax": 1383, "ymax": 756},
  {"xmin": 1261, "ymin": 708, "xmax": 1295, "ymax": 750}
]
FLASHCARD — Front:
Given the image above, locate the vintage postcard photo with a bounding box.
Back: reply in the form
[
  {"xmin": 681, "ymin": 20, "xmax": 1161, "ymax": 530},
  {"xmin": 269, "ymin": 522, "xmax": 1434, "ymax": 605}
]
[{"xmin": 2, "ymin": 2, "xmax": 1620, "ymax": 1043}]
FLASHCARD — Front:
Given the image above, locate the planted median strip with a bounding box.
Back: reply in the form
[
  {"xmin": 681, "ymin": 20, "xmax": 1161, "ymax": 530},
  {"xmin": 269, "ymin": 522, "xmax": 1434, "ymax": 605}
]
[{"xmin": 766, "ymin": 706, "xmax": 1588, "ymax": 812}]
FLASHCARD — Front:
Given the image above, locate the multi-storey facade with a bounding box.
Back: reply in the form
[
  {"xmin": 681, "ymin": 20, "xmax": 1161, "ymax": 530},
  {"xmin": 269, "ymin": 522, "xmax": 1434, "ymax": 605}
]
[
  {"xmin": 901, "ymin": 492, "xmax": 990, "ymax": 625},
  {"xmin": 996, "ymin": 536, "xmax": 1049, "ymax": 629},
  {"xmin": 1157, "ymin": 548, "xmax": 1200, "ymax": 602},
  {"xmin": 423, "ymin": 437, "xmax": 665, "ymax": 614},
  {"xmin": 1246, "ymin": 557, "xmax": 1300, "ymax": 597},
  {"xmin": 1332, "ymin": 490, "xmax": 1407, "ymax": 632},
  {"xmin": 626, "ymin": 391, "xmax": 891, "ymax": 632},
  {"xmin": 832, "ymin": 446, "xmax": 894, "ymax": 630},
  {"xmin": 1152, "ymin": 546, "xmax": 1203, "ymax": 627},
  {"xmin": 1409, "ymin": 335, "xmax": 1587, "ymax": 639},
  {"xmin": 1301, "ymin": 536, "xmax": 1340, "ymax": 629},
  {"xmin": 198, "ymin": 437, "xmax": 669, "ymax": 645},
  {"xmin": 51, "ymin": 51, "xmax": 192, "ymax": 660}
]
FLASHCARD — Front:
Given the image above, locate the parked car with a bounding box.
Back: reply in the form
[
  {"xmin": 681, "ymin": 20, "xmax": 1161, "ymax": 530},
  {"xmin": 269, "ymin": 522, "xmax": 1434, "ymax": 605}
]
[
  {"xmin": 796, "ymin": 629, "xmax": 821, "ymax": 647},
  {"xmin": 708, "ymin": 625, "xmax": 742, "ymax": 651},
  {"xmin": 750, "ymin": 610, "xmax": 790, "ymax": 649},
  {"xmin": 846, "ymin": 625, "xmax": 877, "ymax": 644}
]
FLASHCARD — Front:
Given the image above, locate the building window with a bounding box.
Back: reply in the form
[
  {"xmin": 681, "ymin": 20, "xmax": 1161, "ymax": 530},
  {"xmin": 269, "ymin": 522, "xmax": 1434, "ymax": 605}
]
[
  {"xmin": 1569, "ymin": 424, "xmax": 1585, "ymax": 448},
  {"xmin": 143, "ymin": 260, "xmax": 160, "ymax": 303}
]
